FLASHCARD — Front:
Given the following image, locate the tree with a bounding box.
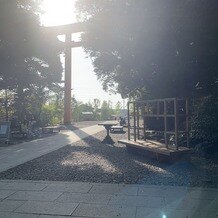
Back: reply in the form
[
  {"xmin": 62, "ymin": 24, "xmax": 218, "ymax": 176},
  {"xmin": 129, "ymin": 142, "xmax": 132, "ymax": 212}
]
[
  {"xmin": 0, "ymin": 0, "xmax": 63, "ymax": 122},
  {"xmin": 76, "ymin": 0, "xmax": 218, "ymax": 151},
  {"xmin": 114, "ymin": 101, "xmax": 122, "ymax": 116},
  {"xmin": 72, "ymin": 97, "xmax": 95, "ymax": 122},
  {"xmin": 92, "ymin": 98, "xmax": 101, "ymax": 120},
  {"xmin": 192, "ymin": 96, "xmax": 218, "ymax": 145},
  {"xmin": 76, "ymin": 0, "xmax": 218, "ymax": 99},
  {"xmin": 0, "ymin": 90, "xmax": 14, "ymax": 120},
  {"xmin": 100, "ymin": 100, "xmax": 113, "ymax": 120},
  {"xmin": 93, "ymin": 98, "xmax": 100, "ymax": 111}
]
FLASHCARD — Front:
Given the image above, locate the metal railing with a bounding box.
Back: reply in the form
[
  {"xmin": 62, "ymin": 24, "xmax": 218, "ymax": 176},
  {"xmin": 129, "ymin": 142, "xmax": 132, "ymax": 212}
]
[{"xmin": 127, "ymin": 98, "xmax": 190, "ymax": 150}]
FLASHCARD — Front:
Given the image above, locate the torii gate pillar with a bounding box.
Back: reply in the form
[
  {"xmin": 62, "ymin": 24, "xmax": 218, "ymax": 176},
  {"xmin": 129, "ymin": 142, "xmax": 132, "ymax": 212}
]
[
  {"xmin": 44, "ymin": 23, "xmax": 85, "ymax": 124},
  {"xmin": 64, "ymin": 33, "xmax": 72, "ymax": 124}
]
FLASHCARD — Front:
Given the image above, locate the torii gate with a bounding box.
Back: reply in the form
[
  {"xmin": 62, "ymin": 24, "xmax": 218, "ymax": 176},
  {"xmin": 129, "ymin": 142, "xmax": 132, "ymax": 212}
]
[{"xmin": 45, "ymin": 23, "xmax": 86, "ymax": 124}]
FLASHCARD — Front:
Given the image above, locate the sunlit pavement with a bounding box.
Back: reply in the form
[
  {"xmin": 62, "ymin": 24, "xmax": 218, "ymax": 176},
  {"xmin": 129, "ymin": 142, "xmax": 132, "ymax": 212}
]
[
  {"xmin": 0, "ymin": 179, "xmax": 217, "ymax": 218},
  {"xmin": 0, "ymin": 124, "xmax": 104, "ymax": 173}
]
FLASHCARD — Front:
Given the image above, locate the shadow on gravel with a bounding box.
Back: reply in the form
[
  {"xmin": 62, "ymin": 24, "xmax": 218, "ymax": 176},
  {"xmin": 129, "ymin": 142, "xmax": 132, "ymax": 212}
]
[{"xmin": 0, "ymin": 124, "xmax": 216, "ymax": 187}]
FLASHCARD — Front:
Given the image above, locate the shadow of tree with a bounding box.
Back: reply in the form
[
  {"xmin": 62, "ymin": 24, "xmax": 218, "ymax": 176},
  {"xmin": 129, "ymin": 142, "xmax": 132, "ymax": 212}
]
[{"xmin": 0, "ymin": 124, "xmax": 211, "ymax": 186}]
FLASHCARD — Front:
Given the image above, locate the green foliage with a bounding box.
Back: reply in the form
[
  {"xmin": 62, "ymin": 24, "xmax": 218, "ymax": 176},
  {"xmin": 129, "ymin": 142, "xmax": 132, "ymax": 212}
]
[
  {"xmin": 76, "ymin": 0, "xmax": 218, "ymax": 99},
  {"xmin": 72, "ymin": 98, "xmax": 119, "ymax": 122},
  {"xmin": 191, "ymin": 96, "xmax": 218, "ymax": 147},
  {"xmin": 114, "ymin": 101, "xmax": 122, "ymax": 116},
  {"xmin": 0, "ymin": 0, "xmax": 63, "ymax": 123},
  {"xmin": 72, "ymin": 97, "xmax": 95, "ymax": 122},
  {"xmin": 0, "ymin": 90, "xmax": 14, "ymax": 120},
  {"xmin": 100, "ymin": 101, "xmax": 113, "ymax": 120},
  {"xmin": 92, "ymin": 98, "xmax": 101, "ymax": 120},
  {"xmin": 0, "ymin": 0, "xmax": 62, "ymax": 90},
  {"xmin": 39, "ymin": 103, "xmax": 63, "ymax": 126},
  {"xmin": 76, "ymin": 0, "xmax": 218, "ymax": 151}
]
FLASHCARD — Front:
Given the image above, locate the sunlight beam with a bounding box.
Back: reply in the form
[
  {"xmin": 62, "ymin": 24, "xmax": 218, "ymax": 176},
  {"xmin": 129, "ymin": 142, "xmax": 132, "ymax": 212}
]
[{"xmin": 40, "ymin": 0, "xmax": 76, "ymax": 26}]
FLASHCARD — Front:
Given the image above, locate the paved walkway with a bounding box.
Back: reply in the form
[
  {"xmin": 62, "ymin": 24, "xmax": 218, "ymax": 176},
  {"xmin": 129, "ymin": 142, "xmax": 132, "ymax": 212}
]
[
  {"xmin": 0, "ymin": 124, "xmax": 217, "ymax": 217},
  {"xmin": 0, "ymin": 125, "xmax": 104, "ymax": 173},
  {"xmin": 0, "ymin": 179, "xmax": 217, "ymax": 218}
]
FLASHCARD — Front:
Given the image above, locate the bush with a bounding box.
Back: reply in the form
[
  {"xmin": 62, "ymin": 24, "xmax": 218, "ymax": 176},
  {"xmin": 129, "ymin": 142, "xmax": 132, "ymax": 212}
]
[
  {"xmin": 39, "ymin": 104, "xmax": 63, "ymax": 126},
  {"xmin": 191, "ymin": 96, "xmax": 218, "ymax": 153}
]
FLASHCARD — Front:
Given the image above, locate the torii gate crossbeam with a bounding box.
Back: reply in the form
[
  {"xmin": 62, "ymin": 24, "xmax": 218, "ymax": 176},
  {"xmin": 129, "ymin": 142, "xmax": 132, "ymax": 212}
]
[{"xmin": 45, "ymin": 23, "xmax": 86, "ymax": 124}]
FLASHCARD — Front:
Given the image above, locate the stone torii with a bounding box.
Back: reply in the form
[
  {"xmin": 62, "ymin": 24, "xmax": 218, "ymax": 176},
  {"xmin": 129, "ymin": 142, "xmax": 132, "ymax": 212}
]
[{"xmin": 44, "ymin": 23, "xmax": 86, "ymax": 124}]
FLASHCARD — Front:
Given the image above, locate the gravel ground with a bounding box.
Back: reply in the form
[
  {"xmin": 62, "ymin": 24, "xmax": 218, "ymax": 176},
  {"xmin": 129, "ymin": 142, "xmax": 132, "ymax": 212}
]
[{"xmin": 0, "ymin": 130, "xmax": 217, "ymax": 187}]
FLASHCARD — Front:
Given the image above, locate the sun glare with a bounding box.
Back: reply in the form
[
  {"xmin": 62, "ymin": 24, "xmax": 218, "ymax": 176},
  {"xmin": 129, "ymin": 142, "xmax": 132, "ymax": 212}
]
[{"xmin": 41, "ymin": 0, "xmax": 76, "ymax": 26}]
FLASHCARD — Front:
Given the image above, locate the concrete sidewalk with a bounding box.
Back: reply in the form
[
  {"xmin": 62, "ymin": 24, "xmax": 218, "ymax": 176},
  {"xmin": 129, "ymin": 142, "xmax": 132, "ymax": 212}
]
[
  {"xmin": 0, "ymin": 125, "xmax": 104, "ymax": 173},
  {"xmin": 0, "ymin": 179, "xmax": 217, "ymax": 218}
]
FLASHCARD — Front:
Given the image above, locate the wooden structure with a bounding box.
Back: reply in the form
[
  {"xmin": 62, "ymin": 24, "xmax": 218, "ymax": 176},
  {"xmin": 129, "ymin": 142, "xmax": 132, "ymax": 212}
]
[
  {"xmin": 119, "ymin": 98, "xmax": 191, "ymax": 161},
  {"xmin": 44, "ymin": 23, "xmax": 86, "ymax": 124}
]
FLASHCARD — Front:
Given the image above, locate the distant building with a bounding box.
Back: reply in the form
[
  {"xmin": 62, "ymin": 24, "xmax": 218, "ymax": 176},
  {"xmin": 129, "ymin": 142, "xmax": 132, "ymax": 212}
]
[{"xmin": 81, "ymin": 112, "xmax": 94, "ymax": 121}]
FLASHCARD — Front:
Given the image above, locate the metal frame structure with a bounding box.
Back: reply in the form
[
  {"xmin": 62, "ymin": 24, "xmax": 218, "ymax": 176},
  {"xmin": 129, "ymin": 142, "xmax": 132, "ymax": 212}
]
[{"xmin": 127, "ymin": 98, "xmax": 189, "ymax": 150}]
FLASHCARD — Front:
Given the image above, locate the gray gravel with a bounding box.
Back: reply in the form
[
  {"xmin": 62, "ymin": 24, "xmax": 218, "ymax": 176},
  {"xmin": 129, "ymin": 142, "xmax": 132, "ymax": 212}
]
[{"xmin": 0, "ymin": 130, "xmax": 217, "ymax": 187}]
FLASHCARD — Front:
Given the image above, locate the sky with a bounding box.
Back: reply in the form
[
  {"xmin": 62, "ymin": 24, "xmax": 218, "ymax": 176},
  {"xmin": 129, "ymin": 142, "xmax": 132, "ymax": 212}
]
[{"xmin": 40, "ymin": 0, "xmax": 125, "ymax": 108}]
